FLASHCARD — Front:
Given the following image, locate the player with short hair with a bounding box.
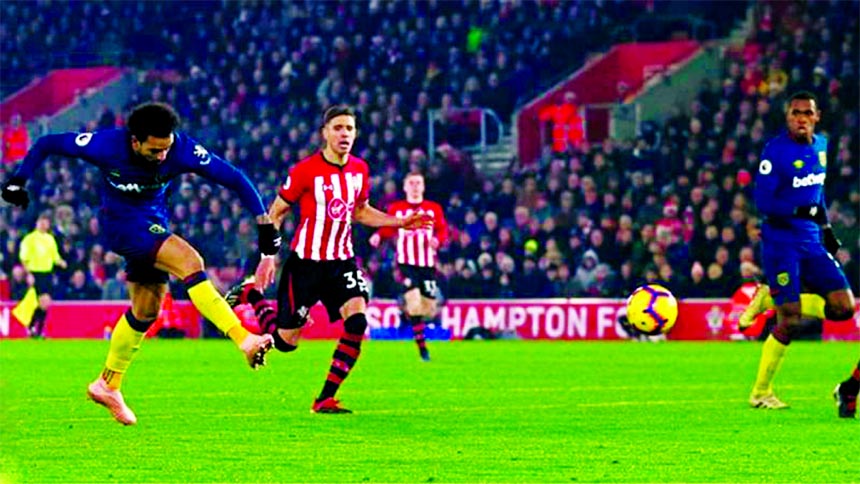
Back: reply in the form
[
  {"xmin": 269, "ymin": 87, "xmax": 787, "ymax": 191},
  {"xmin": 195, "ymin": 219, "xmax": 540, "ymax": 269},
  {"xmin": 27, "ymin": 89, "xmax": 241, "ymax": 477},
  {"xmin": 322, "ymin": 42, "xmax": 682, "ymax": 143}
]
[
  {"xmin": 369, "ymin": 172, "xmax": 448, "ymax": 361},
  {"xmin": 1, "ymin": 102, "xmax": 278, "ymax": 425},
  {"xmin": 226, "ymin": 105, "xmax": 431, "ymax": 414},
  {"xmin": 745, "ymin": 91, "xmax": 855, "ymax": 410},
  {"xmin": 834, "ymin": 359, "xmax": 859, "ymax": 419},
  {"xmin": 17, "ymin": 212, "xmax": 67, "ymax": 337}
]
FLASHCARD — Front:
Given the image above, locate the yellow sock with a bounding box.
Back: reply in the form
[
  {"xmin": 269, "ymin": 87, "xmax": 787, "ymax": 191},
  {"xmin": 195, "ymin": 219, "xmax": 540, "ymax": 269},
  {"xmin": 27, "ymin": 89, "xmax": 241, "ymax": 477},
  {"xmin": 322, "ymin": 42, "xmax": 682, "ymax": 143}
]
[
  {"xmin": 800, "ymin": 293, "xmax": 826, "ymax": 319},
  {"xmin": 226, "ymin": 325, "xmax": 250, "ymax": 345},
  {"xmin": 103, "ymin": 314, "xmax": 147, "ymax": 390},
  {"xmin": 752, "ymin": 334, "xmax": 788, "ymax": 396},
  {"xmin": 186, "ymin": 279, "xmax": 248, "ymax": 345}
]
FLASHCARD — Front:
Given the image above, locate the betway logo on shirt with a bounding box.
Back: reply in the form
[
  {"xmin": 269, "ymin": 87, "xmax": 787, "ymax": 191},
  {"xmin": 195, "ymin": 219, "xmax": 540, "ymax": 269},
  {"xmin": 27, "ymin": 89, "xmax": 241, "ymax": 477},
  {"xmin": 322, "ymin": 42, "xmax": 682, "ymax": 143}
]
[
  {"xmin": 115, "ymin": 182, "xmax": 143, "ymax": 192},
  {"xmin": 792, "ymin": 172, "xmax": 826, "ymax": 188},
  {"xmin": 107, "ymin": 179, "xmax": 165, "ymax": 193}
]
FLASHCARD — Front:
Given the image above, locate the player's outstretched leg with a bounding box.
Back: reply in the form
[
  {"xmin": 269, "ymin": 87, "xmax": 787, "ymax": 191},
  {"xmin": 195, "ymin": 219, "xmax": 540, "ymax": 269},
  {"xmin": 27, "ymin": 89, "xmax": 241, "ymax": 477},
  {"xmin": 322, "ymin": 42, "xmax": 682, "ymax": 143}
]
[
  {"xmin": 184, "ymin": 272, "xmax": 273, "ymax": 369},
  {"xmin": 834, "ymin": 360, "xmax": 860, "ymax": 419},
  {"xmin": 312, "ymin": 314, "xmax": 367, "ymax": 414}
]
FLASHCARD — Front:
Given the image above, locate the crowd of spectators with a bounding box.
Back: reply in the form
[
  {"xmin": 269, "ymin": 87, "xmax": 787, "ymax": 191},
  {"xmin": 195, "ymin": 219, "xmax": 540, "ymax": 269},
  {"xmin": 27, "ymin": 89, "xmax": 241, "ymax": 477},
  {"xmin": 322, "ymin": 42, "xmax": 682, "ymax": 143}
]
[{"xmin": 2, "ymin": 1, "xmax": 856, "ymax": 306}]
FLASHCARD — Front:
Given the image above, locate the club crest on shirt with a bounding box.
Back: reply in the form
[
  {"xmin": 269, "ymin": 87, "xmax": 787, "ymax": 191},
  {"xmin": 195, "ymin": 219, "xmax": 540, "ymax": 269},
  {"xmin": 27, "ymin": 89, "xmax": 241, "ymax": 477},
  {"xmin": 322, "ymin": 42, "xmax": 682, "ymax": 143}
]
[
  {"xmin": 327, "ymin": 198, "xmax": 354, "ymax": 221},
  {"xmin": 75, "ymin": 132, "xmax": 94, "ymax": 146},
  {"xmin": 776, "ymin": 272, "xmax": 790, "ymax": 287},
  {"xmin": 818, "ymin": 151, "xmax": 827, "ymax": 167}
]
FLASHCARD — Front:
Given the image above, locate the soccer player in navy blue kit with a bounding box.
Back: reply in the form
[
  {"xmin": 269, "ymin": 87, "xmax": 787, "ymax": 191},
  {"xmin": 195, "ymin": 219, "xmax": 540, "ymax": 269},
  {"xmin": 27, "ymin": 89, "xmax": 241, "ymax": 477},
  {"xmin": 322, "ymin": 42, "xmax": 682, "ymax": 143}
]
[
  {"xmin": 745, "ymin": 91, "xmax": 856, "ymax": 410},
  {"xmin": 1, "ymin": 103, "xmax": 280, "ymax": 425}
]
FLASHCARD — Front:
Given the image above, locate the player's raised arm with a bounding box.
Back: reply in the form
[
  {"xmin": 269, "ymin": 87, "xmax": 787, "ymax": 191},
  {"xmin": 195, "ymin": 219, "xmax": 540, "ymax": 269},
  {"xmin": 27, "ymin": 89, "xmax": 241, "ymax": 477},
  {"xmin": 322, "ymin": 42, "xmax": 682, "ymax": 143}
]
[
  {"xmin": 354, "ymin": 200, "xmax": 431, "ymax": 229},
  {"xmin": 2, "ymin": 132, "xmax": 104, "ymax": 209},
  {"xmin": 368, "ymin": 204, "xmax": 400, "ymax": 248},
  {"xmin": 186, "ymin": 142, "xmax": 281, "ymax": 285}
]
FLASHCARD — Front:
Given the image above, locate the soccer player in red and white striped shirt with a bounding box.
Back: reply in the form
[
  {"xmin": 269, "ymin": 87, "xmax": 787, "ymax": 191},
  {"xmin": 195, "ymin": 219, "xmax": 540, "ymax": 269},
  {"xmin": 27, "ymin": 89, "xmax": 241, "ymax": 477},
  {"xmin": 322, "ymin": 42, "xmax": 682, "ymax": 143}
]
[
  {"xmin": 369, "ymin": 172, "xmax": 448, "ymax": 361},
  {"xmin": 228, "ymin": 105, "xmax": 431, "ymax": 414}
]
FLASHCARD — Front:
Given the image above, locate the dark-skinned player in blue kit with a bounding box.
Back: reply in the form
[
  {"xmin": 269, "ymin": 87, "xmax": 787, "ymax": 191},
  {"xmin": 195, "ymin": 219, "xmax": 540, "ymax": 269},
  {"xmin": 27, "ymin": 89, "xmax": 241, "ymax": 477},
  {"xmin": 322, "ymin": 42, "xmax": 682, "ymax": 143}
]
[
  {"xmin": 1, "ymin": 103, "xmax": 280, "ymax": 425},
  {"xmin": 743, "ymin": 91, "xmax": 856, "ymax": 410}
]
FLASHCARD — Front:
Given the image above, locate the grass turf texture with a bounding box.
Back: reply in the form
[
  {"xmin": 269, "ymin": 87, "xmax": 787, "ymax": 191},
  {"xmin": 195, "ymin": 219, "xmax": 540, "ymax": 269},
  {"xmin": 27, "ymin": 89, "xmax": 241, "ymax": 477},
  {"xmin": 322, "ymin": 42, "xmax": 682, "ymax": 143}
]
[{"xmin": 1, "ymin": 339, "xmax": 857, "ymax": 483}]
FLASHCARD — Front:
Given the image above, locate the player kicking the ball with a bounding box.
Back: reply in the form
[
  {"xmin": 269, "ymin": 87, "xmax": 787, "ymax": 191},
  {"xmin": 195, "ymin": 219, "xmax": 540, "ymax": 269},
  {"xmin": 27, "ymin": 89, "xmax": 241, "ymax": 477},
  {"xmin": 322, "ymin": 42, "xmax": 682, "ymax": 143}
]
[{"xmin": 2, "ymin": 103, "xmax": 277, "ymax": 425}]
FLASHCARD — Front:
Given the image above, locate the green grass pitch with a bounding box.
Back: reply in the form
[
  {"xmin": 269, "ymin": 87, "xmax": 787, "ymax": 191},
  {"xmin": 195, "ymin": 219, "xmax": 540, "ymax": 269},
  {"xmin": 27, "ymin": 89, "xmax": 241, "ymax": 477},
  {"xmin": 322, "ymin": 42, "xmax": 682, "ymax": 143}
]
[{"xmin": 1, "ymin": 338, "xmax": 857, "ymax": 483}]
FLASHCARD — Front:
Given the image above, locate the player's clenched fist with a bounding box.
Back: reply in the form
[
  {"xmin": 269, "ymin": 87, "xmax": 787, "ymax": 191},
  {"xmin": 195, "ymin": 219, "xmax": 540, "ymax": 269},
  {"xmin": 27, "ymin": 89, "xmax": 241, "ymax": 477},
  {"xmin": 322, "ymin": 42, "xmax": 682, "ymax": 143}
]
[{"xmin": 1, "ymin": 177, "xmax": 29, "ymax": 209}]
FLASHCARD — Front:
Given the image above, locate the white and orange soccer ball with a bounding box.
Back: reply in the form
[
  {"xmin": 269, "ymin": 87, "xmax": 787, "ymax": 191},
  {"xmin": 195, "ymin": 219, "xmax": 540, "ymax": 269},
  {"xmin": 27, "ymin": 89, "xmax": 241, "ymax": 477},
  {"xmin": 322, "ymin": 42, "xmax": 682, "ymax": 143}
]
[{"xmin": 625, "ymin": 284, "xmax": 679, "ymax": 335}]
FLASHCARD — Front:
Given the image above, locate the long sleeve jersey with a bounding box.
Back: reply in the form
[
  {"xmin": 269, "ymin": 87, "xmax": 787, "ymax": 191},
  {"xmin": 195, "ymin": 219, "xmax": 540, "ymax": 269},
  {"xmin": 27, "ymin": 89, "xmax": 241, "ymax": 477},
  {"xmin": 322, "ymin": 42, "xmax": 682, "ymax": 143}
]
[{"xmin": 12, "ymin": 129, "xmax": 266, "ymax": 222}]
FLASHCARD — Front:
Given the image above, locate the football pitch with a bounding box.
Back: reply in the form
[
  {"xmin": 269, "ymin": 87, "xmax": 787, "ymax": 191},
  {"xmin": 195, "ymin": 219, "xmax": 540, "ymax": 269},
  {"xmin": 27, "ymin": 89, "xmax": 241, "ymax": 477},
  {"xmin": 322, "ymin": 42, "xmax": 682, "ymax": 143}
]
[{"xmin": 1, "ymin": 338, "xmax": 857, "ymax": 483}]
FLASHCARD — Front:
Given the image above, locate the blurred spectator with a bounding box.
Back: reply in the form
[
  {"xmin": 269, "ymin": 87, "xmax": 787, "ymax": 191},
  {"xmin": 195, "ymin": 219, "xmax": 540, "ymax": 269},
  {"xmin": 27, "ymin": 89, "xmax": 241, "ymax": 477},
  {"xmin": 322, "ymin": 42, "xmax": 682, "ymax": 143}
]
[
  {"xmin": 551, "ymin": 263, "xmax": 577, "ymax": 297},
  {"xmin": 701, "ymin": 263, "xmax": 732, "ymax": 298},
  {"xmin": 448, "ymin": 259, "xmax": 481, "ymax": 299},
  {"xmin": 513, "ymin": 257, "xmax": 553, "ymax": 298},
  {"xmin": 101, "ymin": 268, "xmax": 129, "ymax": 300},
  {"xmin": 2, "ymin": 114, "xmax": 29, "ymax": 165},
  {"xmin": 61, "ymin": 269, "xmax": 101, "ymax": 300},
  {"xmin": 682, "ymin": 261, "xmax": 709, "ymax": 299},
  {"xmin": 572, "ymin": 249, "xmax": 600, "ymax": 296},
  {"xmin": 538, "ymin": 91, "xmax": 584, "ymax": 154}
]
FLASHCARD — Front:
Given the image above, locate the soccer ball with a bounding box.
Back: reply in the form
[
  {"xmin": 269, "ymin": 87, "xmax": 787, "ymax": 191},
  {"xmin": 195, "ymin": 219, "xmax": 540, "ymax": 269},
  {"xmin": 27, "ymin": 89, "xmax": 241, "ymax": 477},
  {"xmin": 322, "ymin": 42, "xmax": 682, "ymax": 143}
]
[{"xmin": 625, "ymin": 284, "xmax": 679, "ymax": 335}]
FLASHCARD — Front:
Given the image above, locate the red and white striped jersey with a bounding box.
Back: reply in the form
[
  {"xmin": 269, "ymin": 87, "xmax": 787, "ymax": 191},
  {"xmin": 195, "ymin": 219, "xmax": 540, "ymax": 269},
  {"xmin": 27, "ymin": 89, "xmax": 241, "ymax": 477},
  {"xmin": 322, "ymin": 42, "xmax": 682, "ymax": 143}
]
[
  {"xmin": 278, "ymin": 152, "xmax": 370, "ymax": 261},
  {"xmin": 376, "ymin": 199, "xmax": 449, "ymax": 267}
]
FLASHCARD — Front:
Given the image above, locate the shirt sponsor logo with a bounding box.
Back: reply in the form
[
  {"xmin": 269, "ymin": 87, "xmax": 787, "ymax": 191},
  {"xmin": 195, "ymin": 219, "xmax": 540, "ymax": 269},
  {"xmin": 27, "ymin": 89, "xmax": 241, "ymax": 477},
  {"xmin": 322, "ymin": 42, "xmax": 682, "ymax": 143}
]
[
  {"xmin": 109, "ymin": 179, "xmax": 165, "ymax": 193},
  {"xmin": 327, "ymin": 198, "xmax": 354, "ymax": 221},
  {"xmin": 792, "ymin": 172, "xmax": 826, "ymax": 188},
  {"xmin": 114, "ymin": 182, "xmax": 142, "ymax": 192}
]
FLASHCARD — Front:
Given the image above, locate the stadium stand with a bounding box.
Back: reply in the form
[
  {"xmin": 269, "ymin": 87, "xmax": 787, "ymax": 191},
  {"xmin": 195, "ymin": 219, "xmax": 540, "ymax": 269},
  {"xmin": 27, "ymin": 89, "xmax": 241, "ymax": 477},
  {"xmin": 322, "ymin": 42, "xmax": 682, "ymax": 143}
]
[{"xmin": 1, "ymin": 0, "xmax": 856, "ymax": 305}]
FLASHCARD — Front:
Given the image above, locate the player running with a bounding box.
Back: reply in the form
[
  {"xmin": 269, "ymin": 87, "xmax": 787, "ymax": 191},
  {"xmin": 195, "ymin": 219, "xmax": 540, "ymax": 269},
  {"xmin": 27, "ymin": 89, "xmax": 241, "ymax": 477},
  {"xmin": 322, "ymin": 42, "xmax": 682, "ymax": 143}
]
[
  {"xmin": 1, "ymin": 102, "xmax": 278, "ymax": 425},
  {"xmin": 369, "ymin": 172, "xmax": 448, "ymax": 361},
  {"xmin": 226, "ymin": 105, "xmax": 431, "ymax": 414},
  {"xmin": 744, "ymin": 91, "xmax": 855, "ymax": 410}
]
